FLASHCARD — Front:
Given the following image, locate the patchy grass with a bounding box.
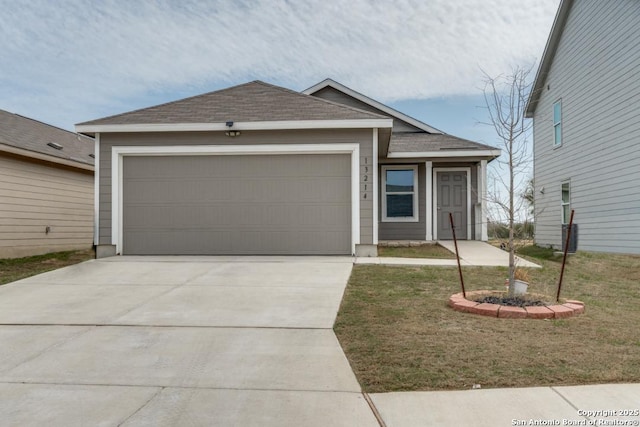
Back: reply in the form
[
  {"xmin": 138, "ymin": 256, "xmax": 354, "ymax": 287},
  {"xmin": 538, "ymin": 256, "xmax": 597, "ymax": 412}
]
[
  {"xmin": 517, "ymin": 244, "xmax": 560, "ymax": 261},
  {"xmin": 334, "ymin": 248, "xmax": 640, "ymax": 392},
  {"xmin": 0, "ymin": 249, "xmax": 95, "ymax": 285},
  {"xmin": 378, "ymin": 244, "xmax": 455, "ymax": 259}
]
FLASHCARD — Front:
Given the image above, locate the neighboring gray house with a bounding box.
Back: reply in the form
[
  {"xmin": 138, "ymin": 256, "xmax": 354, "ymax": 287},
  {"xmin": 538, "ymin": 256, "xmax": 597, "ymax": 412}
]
[
  {"xmin": 525, "ymin": 0, "xmax": 640, "ymax": 254},
  {"xmin": 77, "ymin": 80, "xmax": 499, "ymax": 257},
  {"xmin": 0, "ymin": 110, "xmax": 94, "ymax": 258}
]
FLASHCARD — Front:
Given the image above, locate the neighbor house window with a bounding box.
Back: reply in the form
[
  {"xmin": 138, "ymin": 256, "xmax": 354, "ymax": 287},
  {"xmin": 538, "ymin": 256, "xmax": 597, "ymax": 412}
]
[
  {"xmin": 553, "ymin": 100, "xmax": 562, "ymax": 146},
  {"xmin": 561, "ymin": 181, "xmax": 571, "ymax": 224},
  {"xmin": 382, "ymin": 165, "xmax": 418, "ymax": 222}
]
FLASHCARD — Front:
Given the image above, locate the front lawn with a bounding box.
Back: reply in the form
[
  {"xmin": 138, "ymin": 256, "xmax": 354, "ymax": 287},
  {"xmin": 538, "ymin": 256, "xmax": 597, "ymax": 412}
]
[
  {"xmin": 334, "ymin": 248, "xmax": 640, "ymax": 392},
  {"xmin": 0, "ymin": 249, "xmax": 95, "ymax": 285}
]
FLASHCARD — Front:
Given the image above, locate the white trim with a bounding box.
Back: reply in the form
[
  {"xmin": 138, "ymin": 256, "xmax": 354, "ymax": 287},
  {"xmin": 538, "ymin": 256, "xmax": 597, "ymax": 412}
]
[
  {"xmin": 425, "ymin": 161, "xmax": 433, "ymax": 241},
  {"xmin": 372, "ymin": 129, "xmax": 379, "ymax": 244},
  {"xmin": 561, "ymin": 180, "xmax": 571, "ymax": 224},
  {"xmin": 553, "ymin": 99, "xmax": 563, "ymax": 147},
  {"xmin": 111, "ymin": 143, "xmax": 361, "ymax": 255},
  {"xmin": 352, "ymin": 146, "xmax": 361, "ymax": 252},
  {"xmin": 303, "ymin": 79, "xmax": 443, "ymax": 134},
  {"xmin": 388, "ymin": 149, "xmax": 501, "ymax": 159},
  {"xmin": 77, "ymin": 119, "xmax": 392, "ymax": 134},
  {"xmin": 432, "ymin": 167, "xmax": 472, "ymax": 241},
  {"xmin": 381, "ymin": 164, "xmax": 419, "ymax": 223},
  {"xmin": 480, "ymin": 160, "xmax": 488, "ymax": 241},
  {"xmin": 93, "ymin": 133, "xmax": 100, "ymax": 246}
]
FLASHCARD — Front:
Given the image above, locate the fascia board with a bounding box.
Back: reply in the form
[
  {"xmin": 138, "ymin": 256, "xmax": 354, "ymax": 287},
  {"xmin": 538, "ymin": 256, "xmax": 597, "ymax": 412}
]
[
  {"xmin": 76, "ymin": 119, "xmax": 393, "ymax": 134},
  {"xmin": 388, "ymin": 149, "xmax": 501, "ymax": 158}
]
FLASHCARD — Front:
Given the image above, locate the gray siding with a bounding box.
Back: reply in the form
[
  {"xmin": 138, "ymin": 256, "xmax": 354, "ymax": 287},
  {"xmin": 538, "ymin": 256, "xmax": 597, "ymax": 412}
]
[
  {"xmin": 99, "ymin": 129, "xmax": 373, "ymax": 249},
  {"xmin": 0, "ymin": 154, "xmax": 93, "ymax": 258},
  {"xmin": 312, "ymin": 87, "xmax": 422, "ymax": 132},
  {"xmin": 533, "ymin": 0, "xmax": 640, "ymax": 253}
]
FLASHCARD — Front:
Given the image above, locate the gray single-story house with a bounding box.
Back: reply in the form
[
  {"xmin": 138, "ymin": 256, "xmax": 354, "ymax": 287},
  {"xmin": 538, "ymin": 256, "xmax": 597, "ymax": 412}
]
[
  {"xmin": 0, "ymin": 109, "xmax": 94, "ymax": 258},
  {"xmin": 76, "ymin": 79, "xmax": 499, "ymax": 257}
]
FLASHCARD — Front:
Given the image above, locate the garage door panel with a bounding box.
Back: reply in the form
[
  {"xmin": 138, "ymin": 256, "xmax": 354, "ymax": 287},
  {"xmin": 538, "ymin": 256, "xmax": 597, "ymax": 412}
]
[
  {"xmin": 122, "ymin": 154, "xmax": 351, "ymax": 255},
  {"xmin": 124, "ymin": 155, "xmax": 350, "ymax": 179},
  {"xmin": 124, "ymin": 202, "xmax": 349, "ymax": 229},
  {"xmin": 124, "ymin": 230, "xmax": 350, "ymax": 255},
  {"xmin": 124, "ymin": 177, "xmax": 350, "ymax": 205}
]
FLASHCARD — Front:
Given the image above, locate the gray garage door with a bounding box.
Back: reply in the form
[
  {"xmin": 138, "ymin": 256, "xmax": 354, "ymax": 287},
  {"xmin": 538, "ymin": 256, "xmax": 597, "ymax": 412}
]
[{"xmin": 122, "ymin": 154, "xmax": 351, "ymax": 255}]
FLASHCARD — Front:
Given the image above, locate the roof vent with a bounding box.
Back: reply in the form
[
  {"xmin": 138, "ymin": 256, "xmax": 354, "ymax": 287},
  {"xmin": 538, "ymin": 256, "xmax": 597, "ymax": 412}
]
[{"xmin": 47, "ymin": 142, "xmax": 63, "ymax": 150}]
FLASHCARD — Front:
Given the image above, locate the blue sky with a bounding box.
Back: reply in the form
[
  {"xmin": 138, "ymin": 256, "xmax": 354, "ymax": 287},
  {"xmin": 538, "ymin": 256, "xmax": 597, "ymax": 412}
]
[{"xmin": 1, "ymin": 0, "xmax": 559, "ymax": 156}]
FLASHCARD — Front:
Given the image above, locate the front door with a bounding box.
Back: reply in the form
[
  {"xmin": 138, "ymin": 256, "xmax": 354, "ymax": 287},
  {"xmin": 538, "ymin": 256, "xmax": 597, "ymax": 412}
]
[{"xmin": 436, "ymin": 171, "xmax": 467, "ymax": 240}]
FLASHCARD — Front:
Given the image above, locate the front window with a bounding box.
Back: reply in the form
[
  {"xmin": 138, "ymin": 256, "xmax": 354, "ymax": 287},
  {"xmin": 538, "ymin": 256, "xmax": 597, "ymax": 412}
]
[
  {"xmin": 561, "ymin": 181, "xmax": 570, "ymax": 224},
  {"xmin": 382, "ymin": 165, "xmax": 418, "ymax": 222},
  {"xmin": 553, "ymin": 100, "xmax": 562, "ymax": 146}
]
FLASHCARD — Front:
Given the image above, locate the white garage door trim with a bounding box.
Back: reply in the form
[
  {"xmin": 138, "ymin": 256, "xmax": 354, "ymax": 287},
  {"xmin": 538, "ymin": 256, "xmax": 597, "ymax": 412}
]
[{"xmin": 112, "ymin": 143, "xmax": 360, "ymax": 255}]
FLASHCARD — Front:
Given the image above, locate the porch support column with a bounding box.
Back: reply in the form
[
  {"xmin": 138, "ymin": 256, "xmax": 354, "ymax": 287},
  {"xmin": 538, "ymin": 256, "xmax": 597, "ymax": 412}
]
[
  {"xmin": 425, "ymin": 160, "xmax": 433, "ymax": 241},
  {"xmin": 479, "ymin": 160, "xmax": 488, "ymax": 241}
]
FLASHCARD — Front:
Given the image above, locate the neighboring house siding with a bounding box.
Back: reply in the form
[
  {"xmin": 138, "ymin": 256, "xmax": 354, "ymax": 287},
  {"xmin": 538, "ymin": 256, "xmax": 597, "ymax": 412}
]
[
  {"xmin": 0, "ymin": 154, "xmax": 93, "ymax": 258},
  {"xmin": 312, "ymin": 87, "xmax": 422, "ymax": 132},
  {"xmin": 98, "ymin": 129, "xmax": 373, "ymax": 248},
  {"xmin": 533, "ymin": 0, "xmax": 640, "ymax": 253}
]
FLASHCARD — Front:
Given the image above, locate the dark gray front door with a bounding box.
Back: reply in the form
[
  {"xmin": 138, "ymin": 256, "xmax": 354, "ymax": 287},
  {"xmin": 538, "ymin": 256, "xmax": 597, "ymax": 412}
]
[{"xmin": 437, "ymin": 171, "xmax": 467, "ymax": 240}]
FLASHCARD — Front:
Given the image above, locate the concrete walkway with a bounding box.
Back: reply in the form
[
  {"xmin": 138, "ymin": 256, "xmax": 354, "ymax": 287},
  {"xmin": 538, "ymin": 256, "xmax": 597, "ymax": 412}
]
[
  {"xmin": 370, "ymin": 383, "xmax": 640, "ymax": 426},
  {"xmin": 356, "ymin": 240, "xmax": 540, "ymax": 268}
]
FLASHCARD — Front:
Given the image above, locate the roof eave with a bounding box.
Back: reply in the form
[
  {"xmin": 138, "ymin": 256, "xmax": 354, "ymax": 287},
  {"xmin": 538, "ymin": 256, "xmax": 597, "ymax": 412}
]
[
  {"xmin": 387, "ymin": 149, "xmax": 501, "ymax": 160},
  {"xmin": 303, "ymin": 79, "xmax": 444, "ymax": 134},
  {"xmin": 0, "ymin": 143, "xmax": 95, "ymax": 171},
  {"xmin": 75, "ymin": 119, "xmax": 394, "ymax": 134},
  {"xmin": 525, "ymin": 0, "xmax": 574, "ymax": 117}
]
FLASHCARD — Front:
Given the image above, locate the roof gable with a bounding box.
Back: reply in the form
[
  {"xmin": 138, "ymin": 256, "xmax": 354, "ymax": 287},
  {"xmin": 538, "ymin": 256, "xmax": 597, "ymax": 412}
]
[
  {"xmin": 525, "ymin": 0, "xmax": 573, "ymax": 117},
  {"xmin": 0, "ymin": 109, "xmax": 94, "ymax": 168},
  {"xmin": 303, "ymin": 79, "xmax": 443, "ymax": 134},
  {"xmin": 78, "ymin": 80, "xmax": 388, "ymax": 128}
]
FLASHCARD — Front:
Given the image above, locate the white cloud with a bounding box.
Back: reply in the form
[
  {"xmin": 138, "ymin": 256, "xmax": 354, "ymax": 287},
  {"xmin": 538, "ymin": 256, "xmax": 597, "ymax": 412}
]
[{"xmin": 0, "ymin": 0, "xmax": 559, "ymax": 129}]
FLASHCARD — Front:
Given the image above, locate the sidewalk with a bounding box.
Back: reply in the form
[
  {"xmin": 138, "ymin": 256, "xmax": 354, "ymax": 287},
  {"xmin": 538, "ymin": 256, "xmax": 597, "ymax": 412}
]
[
  {"xmin": 368, "ymin": 383, "xmax": 640, "ymax": 426},
  {"xmin": 356, "ymin": 241, "xmax": 540, "ymax": 268}
]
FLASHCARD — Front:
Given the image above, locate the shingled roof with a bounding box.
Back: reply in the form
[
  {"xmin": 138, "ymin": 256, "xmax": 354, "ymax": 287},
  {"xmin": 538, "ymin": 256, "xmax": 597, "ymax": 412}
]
[
  {"xmin": 0, "ymin": 109, "xmax": 94, "ymax": 168},
  {"xmin": 389, "ymin": 132, "xmax": 499, "ymax": 154},
  {"xmin": 78, "ymin": 81, "xmax": 387, "ymax": 127}
]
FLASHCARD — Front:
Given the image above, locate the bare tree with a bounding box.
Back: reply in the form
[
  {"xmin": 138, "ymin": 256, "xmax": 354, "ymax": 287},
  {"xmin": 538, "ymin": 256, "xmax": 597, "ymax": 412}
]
[{"xmin": 481, "ymin": 66, "xmax": 534, "ymax": 295}]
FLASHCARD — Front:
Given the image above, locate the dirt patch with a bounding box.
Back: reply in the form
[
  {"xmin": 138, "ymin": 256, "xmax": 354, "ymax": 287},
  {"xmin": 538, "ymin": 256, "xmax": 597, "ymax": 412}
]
[{"xmin": 474, "ymin": 295, "xmax": 548, "ymax": 307}]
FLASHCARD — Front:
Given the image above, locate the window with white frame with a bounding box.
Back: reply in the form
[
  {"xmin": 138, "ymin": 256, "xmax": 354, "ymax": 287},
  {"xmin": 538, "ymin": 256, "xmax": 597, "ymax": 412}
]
[
  {"xmin": 382, "ymin": 165, "xmax": 418, "ymax": 222},
  {"xmin": 561, "ymin": 181, "xmax": 570, "ymax": 224},
  {"xmin": 553, "ymin": 100, "xmax": 562, "ymax": 146}
]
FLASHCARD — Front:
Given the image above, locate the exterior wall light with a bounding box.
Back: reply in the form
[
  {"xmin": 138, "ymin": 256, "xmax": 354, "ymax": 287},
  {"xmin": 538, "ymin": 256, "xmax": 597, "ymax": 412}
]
[{"xmin": 225, "ymin": 121, "xmax": 240, "ymax": 137}]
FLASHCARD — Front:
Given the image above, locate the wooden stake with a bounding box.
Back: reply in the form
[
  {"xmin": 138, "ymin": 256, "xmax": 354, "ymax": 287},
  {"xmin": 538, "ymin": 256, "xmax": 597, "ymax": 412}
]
[
  {"xmin": 556, "ymin": 209, "xmax": 575, "ymax": 302},
  {"xmin": 449, "ymin": 212, "xmax": 466, "ymax": 298}
]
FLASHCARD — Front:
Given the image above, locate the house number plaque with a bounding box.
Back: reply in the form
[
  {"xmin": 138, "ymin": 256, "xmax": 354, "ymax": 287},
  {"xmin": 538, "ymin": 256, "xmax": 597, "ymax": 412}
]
[{"xmin": 361, "ymin": 156, "xmax": 371, "ymax": 201}]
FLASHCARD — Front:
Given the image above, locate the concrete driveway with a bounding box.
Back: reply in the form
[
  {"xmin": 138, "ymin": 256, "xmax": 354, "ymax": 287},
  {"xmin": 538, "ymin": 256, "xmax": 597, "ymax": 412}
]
[{"xmin": 0, "ymin": 256, "xmax": 379, "ymax": 426}]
